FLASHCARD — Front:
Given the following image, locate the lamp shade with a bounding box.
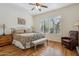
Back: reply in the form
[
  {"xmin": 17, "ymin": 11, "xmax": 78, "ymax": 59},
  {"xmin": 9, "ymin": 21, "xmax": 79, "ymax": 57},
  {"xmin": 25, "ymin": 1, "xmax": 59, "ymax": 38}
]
[
  {"xmin": 75, "ymin": 20, "xmax": 79, "ymax": 26},
  {"xmin": 74, "ymin": 20, "xmax": 79, "ymax": 30},
  {"xmin": 0, "ymin": 24, "xmax": 6, "ymax": 35},
  {"xmin": 75, "ymin": 23, "xmax": 79, "ymax": 26}
]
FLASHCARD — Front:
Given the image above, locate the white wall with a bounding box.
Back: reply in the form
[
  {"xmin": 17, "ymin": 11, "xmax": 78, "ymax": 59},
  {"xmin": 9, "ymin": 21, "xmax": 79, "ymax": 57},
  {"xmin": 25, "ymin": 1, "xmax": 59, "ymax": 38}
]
[
  {"xmin": 0, "ymin": 3, "xmax": 33, "ymax": 34},
  {"xmin": 33, "ymin": 4, "xmax": 79, "ymax": 42}
]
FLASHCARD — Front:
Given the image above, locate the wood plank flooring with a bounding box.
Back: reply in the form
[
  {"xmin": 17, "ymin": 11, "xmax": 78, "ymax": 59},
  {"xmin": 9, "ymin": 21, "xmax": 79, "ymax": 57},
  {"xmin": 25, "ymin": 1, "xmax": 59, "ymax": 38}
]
[{"xmin": 0, "ymin": 41, "xmax": 77, "ymax": 56}]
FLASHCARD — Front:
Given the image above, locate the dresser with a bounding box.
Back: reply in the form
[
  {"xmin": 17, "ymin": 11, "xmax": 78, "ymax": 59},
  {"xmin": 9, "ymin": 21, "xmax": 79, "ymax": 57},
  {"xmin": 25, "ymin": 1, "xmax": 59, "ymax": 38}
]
[{"xmin": 0, "ymin": 34, "xmax": 12, "ymax": 46}]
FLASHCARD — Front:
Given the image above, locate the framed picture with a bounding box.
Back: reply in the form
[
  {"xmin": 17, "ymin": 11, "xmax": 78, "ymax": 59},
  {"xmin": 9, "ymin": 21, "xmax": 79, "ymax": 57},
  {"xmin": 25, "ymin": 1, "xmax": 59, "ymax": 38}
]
[{"xmin": 18, "ymin": 17, "xmax": 26, "ymax": 25}]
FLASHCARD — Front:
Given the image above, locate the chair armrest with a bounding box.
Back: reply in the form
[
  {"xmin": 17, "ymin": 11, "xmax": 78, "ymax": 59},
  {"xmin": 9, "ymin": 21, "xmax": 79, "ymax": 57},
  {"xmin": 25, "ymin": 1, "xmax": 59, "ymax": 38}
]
[{"xmin": 61, "ymin": 37, "xmax": 71, "ymax": 40}]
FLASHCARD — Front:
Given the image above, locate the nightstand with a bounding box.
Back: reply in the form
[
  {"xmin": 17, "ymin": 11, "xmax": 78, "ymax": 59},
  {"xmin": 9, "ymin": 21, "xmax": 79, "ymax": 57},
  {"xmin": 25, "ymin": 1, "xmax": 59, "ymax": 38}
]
[{"xmin": 0, "ymin": 34, "xmax": 12, "ymax": 46}]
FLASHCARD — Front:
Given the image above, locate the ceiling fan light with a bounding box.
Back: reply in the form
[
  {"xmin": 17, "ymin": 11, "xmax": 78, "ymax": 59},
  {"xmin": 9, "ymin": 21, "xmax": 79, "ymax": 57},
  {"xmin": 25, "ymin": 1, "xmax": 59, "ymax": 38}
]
[
  {"xmin": 35, "ymin": 6, "xmax": 38, "ymax": 10},
  {"xmin": 38, "ymin": 6, "xmax": 41, "ymax": 9},
  {"xmin": 35, "ymin": 6, "xmax": 41, "ymax": 10}
]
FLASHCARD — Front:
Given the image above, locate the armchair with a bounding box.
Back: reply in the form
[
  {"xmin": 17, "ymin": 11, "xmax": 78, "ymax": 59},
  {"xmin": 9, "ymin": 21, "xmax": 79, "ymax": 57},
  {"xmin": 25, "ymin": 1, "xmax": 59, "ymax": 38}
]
[{"xmin": 61, "ymin": 31, "xmax": 78, "ymax": 49}]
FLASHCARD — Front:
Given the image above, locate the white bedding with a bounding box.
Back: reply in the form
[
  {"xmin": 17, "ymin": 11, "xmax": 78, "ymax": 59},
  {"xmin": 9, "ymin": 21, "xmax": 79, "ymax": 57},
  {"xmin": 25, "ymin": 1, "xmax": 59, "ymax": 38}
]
[
  {"xmin": 12, "ymin": 40, "xmax": 25, "ymax": 49},
  {"xmin": 13, "ymin": 33, "xmax": 45, "ymax": 49}
]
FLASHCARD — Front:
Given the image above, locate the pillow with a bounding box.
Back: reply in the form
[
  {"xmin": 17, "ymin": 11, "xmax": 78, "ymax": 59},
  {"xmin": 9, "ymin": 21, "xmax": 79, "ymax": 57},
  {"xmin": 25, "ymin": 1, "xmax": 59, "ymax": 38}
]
[
  {"xmin": 14, "ymin": 29, "xmax": 25, "ymax": 34},
  {"xmin": 25, "ymin": 29, "xmax": 32, "ymax": 33}
]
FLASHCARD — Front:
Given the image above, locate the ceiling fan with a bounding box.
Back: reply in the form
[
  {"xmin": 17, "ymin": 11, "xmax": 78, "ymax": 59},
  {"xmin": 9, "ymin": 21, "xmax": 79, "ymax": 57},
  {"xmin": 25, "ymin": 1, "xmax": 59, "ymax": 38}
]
[{"xmin": 29, "ymin": 3, "xmax": 48, "ymax": 11}]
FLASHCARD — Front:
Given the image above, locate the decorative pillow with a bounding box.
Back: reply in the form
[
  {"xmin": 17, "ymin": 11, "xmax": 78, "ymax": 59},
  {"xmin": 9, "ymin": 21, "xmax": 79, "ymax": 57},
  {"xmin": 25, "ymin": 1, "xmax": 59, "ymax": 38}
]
[
  {"xmin": 25, "ymin": 29, "xmax": 32, "ymax": 33},
  {"xmin": 14, "ymin": 29, "xmax": 25, "ymax": 34}
]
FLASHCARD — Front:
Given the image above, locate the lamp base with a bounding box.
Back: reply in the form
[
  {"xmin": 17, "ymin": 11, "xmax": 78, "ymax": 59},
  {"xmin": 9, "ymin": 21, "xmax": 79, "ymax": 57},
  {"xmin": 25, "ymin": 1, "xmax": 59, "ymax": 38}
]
[{"xmin": 3, "ymin": 33, "xmax": 5, "ymax": 36}]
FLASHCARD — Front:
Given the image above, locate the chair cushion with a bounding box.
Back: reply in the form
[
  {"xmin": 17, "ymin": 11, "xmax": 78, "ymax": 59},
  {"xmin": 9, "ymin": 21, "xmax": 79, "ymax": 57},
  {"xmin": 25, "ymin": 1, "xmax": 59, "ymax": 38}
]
[{"xmin": 63, "ymin": 39, "xmax": 71, "ymax": 43}]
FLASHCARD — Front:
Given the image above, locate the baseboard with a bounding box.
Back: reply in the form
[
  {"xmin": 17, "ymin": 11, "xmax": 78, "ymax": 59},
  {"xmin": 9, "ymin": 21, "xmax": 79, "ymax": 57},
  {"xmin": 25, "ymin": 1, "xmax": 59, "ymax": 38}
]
[{"xmin": 48, "ymin": 39, "xmax": 61, "ymax": 43}]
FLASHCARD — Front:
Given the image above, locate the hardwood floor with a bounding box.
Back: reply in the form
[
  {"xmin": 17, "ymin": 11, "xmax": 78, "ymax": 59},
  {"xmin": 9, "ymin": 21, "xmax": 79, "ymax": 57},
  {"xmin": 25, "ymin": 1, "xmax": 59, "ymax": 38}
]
[{"xmin": 0, "ymin": 41, "xmax": 77, "ymax": 56}]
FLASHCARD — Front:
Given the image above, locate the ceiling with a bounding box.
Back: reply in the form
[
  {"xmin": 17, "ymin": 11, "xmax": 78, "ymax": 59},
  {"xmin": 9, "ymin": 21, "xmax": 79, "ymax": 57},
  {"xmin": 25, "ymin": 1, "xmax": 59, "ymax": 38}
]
[{"xmin": 15, "ymin": 3, "xmax": 72, "ymax": 16}]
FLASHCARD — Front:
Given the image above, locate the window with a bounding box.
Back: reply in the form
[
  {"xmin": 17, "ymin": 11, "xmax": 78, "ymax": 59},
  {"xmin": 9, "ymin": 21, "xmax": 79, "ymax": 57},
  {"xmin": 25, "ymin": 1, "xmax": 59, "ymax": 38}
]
[{"xmin": 40, "ymin": 16, "xmax": 61, "ymax": 34}]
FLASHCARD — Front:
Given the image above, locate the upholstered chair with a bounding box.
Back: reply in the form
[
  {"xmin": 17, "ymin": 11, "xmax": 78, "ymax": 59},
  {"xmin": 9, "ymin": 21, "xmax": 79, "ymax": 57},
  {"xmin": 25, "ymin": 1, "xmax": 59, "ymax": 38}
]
[{"xmin": 61, "ymin": 31, "xmax": 78, "ymax": 49}]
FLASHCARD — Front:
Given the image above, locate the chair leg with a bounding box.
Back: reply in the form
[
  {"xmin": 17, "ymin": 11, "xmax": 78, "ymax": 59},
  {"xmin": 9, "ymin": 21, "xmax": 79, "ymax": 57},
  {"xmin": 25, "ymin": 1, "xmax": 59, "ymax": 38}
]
[
  {"xmin": 61, "ymin": 41, "xmax": 63, "ymax": 45},
  {"xmin": 34, "ymin": 45, "xmax": 37, "ymax": 50},
  {"xmin": 44, "ymin": 41, "xmax": 48, "ymax": 47},
  {"xmin": 47, "ymin": 40, "xmax": 48, "ymax": 46}
]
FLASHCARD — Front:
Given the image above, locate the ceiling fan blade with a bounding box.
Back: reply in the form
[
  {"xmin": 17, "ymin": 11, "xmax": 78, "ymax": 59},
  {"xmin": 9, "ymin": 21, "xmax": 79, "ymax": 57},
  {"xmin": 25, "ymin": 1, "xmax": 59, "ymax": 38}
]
[
  {"xmin": 31, "ymin": 7, "xmax": 35, "ymax": 10},
  {"xmin": 41, "ymin": 5, "xmax": 48, "ymax": 8},
  {"xmin": 29, "ymin": 3, "xmax": 35, "ymax": 5},
  {"xmin": 39, "ymin": 9, "xmax": 41, "ymax": 11}
]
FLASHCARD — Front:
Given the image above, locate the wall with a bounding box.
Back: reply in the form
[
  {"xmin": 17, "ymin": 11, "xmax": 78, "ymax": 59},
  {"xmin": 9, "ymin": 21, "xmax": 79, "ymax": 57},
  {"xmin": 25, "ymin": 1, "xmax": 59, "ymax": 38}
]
[
  {"xmin": 0, "ymin": 3, "xmax": 33, "ymax": 34},
  {"xmin": 33, "ymin": 4, "xmax": 79, "ymax": 42}
]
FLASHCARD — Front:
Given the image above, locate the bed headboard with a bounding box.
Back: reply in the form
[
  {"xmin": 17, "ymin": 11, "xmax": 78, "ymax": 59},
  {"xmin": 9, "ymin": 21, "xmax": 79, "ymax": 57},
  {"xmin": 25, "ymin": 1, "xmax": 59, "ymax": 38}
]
[
  {"xmin": 11, "ymin": 27, "xmax": 33, "ymax": 34},
  {"xmin": 11, "ymin": 28, "xmax": 26, "ymax": 34}
]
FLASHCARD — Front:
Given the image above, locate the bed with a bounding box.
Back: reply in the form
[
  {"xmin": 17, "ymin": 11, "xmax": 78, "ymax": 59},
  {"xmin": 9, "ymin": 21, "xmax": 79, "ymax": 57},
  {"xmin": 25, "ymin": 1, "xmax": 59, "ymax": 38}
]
[{"xmin": 11, "ymin": 28, "xmax": 45, "ymax": 49}]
